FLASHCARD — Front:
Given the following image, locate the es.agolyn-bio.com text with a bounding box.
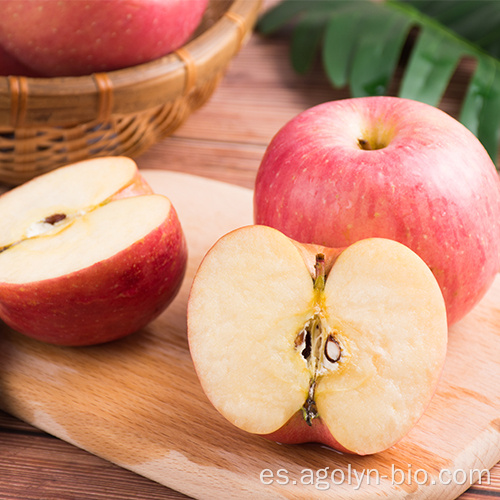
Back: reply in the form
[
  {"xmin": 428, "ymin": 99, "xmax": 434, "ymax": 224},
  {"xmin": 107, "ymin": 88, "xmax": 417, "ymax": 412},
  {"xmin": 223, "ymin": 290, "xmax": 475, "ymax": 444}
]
[{"xmin": 260, "ymin": 464, "xmax": 490, "ymax": 491}]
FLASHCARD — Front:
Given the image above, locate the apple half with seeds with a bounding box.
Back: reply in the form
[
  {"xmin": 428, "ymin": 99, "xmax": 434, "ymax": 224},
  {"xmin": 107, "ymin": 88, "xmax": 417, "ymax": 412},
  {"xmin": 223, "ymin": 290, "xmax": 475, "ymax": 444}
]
[
  {"xmin": 0, "ymin": 157, "xmax": 187, "ymax": 346},
  {"xmin": 187, "ymin": 225, "xmax": 447, "ymax": 455}
]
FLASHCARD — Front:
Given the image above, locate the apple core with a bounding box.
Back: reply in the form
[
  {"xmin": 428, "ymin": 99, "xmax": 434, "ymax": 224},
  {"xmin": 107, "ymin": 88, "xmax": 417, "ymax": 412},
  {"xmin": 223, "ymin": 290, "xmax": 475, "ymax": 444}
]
[
  {"xmin": 25, "ymin": 211, "xmax": 74, "ymax": 239},
  {"xmin": 294, "ymin": 253, "xmax": 348, "ymax": 426}
]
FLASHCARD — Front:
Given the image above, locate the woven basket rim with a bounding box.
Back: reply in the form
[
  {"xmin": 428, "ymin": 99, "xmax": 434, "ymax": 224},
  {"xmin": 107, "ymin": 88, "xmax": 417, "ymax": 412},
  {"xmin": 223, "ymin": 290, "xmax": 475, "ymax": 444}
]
[{"xmin": 0, "ymin": 0, "xmax": 262, "ymax": 128}]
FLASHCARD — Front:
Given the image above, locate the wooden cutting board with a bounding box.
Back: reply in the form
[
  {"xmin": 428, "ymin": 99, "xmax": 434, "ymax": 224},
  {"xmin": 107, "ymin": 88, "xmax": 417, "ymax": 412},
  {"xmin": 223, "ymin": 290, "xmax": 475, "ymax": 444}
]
[{"xmin": 0, "ymin": 170, "xmax": 498, "ymax": 499}]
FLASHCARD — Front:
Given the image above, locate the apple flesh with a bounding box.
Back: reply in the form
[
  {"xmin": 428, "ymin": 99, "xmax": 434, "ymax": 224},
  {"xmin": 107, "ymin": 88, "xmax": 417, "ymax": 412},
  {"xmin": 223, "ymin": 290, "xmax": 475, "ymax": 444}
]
[
  {"xmin": 0, "ymin": 0, "xmax": 209, "ymax": 77},
  {"xmin": 254, "ymin": 96, "xmax": 500, "ymax": 326},
  {"xmin": 0, "ymin": 157, "xmax": 187, "ymax": 346},
  {"xmin": 187, "ymin": 225, "xmax": 447, "ymax": 455}
]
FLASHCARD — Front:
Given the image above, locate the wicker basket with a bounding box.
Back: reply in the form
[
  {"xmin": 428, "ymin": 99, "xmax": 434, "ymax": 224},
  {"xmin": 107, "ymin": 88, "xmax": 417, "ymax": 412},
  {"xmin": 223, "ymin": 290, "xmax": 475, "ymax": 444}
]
[{"xmin": 0, "ymin": 0, "xmax": 262, "ymax": 185}]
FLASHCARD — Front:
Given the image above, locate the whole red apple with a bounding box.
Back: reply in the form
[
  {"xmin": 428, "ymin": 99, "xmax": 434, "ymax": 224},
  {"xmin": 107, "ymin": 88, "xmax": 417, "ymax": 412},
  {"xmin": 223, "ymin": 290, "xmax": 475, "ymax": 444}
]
[
  {"xmin": 254, "ymin": 97, "xmax": 500, "ymax": 325},
  {"xmin": 0, "ymin": 0, "xmax": 209, "ymax": 77}
]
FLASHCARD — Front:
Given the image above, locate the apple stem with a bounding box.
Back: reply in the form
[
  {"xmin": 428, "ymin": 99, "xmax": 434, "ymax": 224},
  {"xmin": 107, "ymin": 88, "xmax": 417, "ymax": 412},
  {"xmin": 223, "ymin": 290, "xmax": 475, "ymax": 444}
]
[
  {"xmin": 358, "ymin": 138, "xmax": 372, "ymax": 150},
  {"xmin": 314, "ymin": 253, "xmax": 326, "ymax": 292},
  {"xmin": 302, "ymin": 380, "xmax": 318, "ymax": 426}
]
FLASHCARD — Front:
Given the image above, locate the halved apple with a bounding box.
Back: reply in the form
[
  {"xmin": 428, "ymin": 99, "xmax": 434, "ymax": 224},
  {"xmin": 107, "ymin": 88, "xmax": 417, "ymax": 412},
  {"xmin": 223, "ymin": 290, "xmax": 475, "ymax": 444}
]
[
  {"xmin": 187, "ymin": 225, "xmax": 447, "ymax": 455},
  {"xmin": 0, "ymin": 157, "xmax": 187, "ymax": 346}
]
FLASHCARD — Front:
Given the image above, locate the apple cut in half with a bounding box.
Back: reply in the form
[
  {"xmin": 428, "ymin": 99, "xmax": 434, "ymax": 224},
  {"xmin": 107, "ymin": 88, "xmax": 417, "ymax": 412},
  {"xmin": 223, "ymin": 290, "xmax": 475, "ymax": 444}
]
[
  {"xmin": 187, "ymin": 225, "xmax": 447, "ymax": 455},
  {"xmin": 0, "ymin": 157, "xmax": 187, "ymax": 346}
]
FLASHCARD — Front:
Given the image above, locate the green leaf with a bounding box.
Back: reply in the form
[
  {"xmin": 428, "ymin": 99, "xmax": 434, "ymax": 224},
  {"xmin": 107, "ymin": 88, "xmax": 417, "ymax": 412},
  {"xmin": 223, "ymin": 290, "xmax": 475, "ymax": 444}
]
[
  {"xmin": 402, "ymin": 0, "xmax": 500, "ymax": 56},
  {"xmin": 348, "ymin": 3, "xmax": 414, "ymax": 97},
  {"xmin": 256, "ymin": 0, "xmax": 311, "ymax": 35},
  {"xmin": 256, "ymin": 0, "xmax": 338, "ymax": 35},
  {"xmin": 257, "ymin": 0, "xmax": 500, "ymax": 166},
  {"xmin": 290, "ymin": 11, "xmax": 328, "ymax": 74},
  {"xmin": 323, "ymin": 7, "xmax": 366, "ymax": 88},
  {"xmin": 460, "ymin": 56, "xmax": 500, "ymax": 159},
  {"xmin": 322, "ymin": 1, "xmax": 413, "ymax": 95},
  {"xmin": 398, "ymin": 27, "xmax": 465, "ymax": 106}
]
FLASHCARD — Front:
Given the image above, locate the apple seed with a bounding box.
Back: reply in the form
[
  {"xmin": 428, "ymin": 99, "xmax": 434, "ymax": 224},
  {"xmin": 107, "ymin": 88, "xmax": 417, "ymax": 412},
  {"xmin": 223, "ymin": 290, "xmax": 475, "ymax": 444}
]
[
  {"xmin": 324, "ymin": 335, "xmax": 341, "ymax": 364},
  {"xmin": 295, "ymin": 328, "xmax": 312, "ymax": 360},
  {"xmin": 44, "ymin": 213, "xmax": 67, "ymax": 225}
]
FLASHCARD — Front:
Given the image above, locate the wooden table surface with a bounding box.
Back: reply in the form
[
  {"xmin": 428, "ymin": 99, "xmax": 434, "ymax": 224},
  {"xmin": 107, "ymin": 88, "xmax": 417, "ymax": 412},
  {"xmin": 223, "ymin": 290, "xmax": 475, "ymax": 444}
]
[{"xmin": 0, "ymin": 1, "xmax": 499, "ymax": 498}]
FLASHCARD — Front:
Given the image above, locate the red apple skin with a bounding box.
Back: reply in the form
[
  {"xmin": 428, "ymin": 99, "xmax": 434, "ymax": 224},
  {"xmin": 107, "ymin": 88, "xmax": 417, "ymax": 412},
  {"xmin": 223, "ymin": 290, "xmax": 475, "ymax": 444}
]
[
  {"xmin": 254, "ymin": 97, "xmax": 500, "ymax": 326},
  {"xmin": 0, "ymin": 0, "xmax": 209, "ymax": 77},
  {"xmin": 0, "ymin": 43, "xmax": 41, "ymax": 77},
  {"xmin": 0, "ymin": 206, "xmax": 187, "ymax": 346},
  {"xmin": 261, "ymin": 412, "xmax": 352, "ymax": 454}
]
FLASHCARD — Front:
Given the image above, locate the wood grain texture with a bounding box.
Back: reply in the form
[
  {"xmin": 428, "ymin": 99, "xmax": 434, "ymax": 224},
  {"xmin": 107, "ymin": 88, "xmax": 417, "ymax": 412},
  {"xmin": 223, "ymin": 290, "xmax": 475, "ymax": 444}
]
[
  {"xmin": 0, "ymin": 414, "xmax": 189, "ymax": 500},
  {"xmin": 0, "ymin": 170, "xmax": 498, "ymax": 500}
]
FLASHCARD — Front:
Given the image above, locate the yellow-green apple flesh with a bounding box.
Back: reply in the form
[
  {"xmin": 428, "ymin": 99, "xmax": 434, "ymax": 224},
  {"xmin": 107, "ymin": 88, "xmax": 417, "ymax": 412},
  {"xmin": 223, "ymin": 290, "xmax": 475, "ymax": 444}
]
[
  {"xmin": 254, "ymin": 96, "xmax": 500, "ymax": 326},
  {"xmin": 187, "ymin": 225, "xmax": 447, "ymax": 455},
  {"xmin": 0, "ymin": 157, "xmax": 187, "ymax": 346},
  {"xmin": 0, "ymin": 0, "xmax": 209, "ymax": 76}
]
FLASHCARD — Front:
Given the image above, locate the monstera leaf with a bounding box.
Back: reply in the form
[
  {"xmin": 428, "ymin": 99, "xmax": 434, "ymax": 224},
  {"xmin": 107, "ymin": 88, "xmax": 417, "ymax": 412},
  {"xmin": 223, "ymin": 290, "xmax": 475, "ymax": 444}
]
[{"xmin": 257, "ymin": 0, "xmax": 500, "ymax": 166}]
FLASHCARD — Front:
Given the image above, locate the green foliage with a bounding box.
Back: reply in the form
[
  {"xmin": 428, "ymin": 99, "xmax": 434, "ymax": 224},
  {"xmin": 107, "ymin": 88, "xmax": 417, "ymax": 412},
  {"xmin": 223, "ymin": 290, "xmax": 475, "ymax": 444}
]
[{"xmin": 257, "ymin": 0, "xmax": 500, "ymax": 165}]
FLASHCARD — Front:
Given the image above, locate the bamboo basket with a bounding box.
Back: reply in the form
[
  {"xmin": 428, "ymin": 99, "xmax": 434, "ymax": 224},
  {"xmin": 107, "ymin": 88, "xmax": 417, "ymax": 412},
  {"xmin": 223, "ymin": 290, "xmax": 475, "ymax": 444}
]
[{"xmin": 0, "ymin": 0, "xmax": 262, "ymax": 185}]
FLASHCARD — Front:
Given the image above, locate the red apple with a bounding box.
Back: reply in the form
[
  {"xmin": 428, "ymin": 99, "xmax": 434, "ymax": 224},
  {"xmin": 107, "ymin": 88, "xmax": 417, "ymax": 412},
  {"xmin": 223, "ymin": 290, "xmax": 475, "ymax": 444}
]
[
  {"xmin": 0, "ymin": 44, "xmax": 41, "ymax": 77},
  {"xmin": 254, "ymin": 96, "xmax": 500, "ymax": 325},
  {"xmin": 187, "ymin": 225, "xmax": 447, "ymax": 455},
  {"xmin": 0, "ymin": 156, "xmax": 187, "ymax": 346},
  {"xmin": 0, "ymin": 0, "xmax": 209, "ymax": 77}
]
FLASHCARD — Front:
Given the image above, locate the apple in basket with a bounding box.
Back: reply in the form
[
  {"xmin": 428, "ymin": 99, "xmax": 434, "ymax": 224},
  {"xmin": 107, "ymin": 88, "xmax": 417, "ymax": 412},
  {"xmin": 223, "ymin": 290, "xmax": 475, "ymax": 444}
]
[
  {"xmin": 0, "ymin": 44, "xmax": 41, "ymax": 77},
  {"xmin": 0, "ymin": 157, "xmax": 187, "ymax": 346},
  {"xmin": 254, "ymin": 96, "xmax": 500, "ymax": 326},
  {"xmin": 0, "ymin": 0, "xmax": 209, "ymax": 76},
  {"xmin": 187, "ymin": 225, "xmax": 448, "ymax": 455}
]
